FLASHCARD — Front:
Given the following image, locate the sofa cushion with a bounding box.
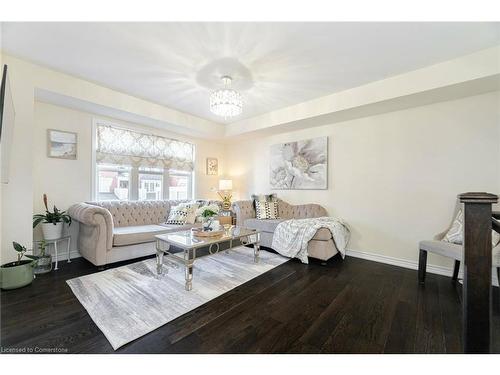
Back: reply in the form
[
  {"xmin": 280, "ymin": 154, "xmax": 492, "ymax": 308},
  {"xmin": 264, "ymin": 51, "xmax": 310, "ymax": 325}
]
[
  {"xmin": 113, "ymin": 224, "xmax": 195, "ymax": 246},
  {"xmin": 419, "ymin": 240, "xmax": 462, "ymax": 260},
  {"xmin": 244, "ymin": 218, "xmax": 332, "ymax": 241},
  {"xmin": 244, "ymin": 218, "xmax": 284, "ymax": 232}
]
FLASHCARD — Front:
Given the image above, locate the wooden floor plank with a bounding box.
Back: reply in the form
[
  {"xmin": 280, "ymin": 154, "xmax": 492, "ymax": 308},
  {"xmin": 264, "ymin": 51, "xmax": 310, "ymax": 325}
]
[{"xmin": 2, "ymin": 254, "xmax": 499, "ymax": 354}]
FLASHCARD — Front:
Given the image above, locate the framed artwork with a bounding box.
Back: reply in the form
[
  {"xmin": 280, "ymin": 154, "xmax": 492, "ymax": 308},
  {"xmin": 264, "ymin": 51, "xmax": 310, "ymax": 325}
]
[
  {"xmin": 47, "ymin": 129, "xmax": 77, "ymax": 160},
  {"xmin": 206, "ymin": 157, "xmax": 218, "ymax": 175},
  {"xmin": 270, "ymin": 136, "xmax": 328, "ymax": 190}
]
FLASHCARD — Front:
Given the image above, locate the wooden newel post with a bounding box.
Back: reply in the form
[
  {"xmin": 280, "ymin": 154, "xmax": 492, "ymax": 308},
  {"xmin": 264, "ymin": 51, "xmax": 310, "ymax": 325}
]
[{"xmin": 458, "ymin": 192, "xmax": 498, "ymax": 353}]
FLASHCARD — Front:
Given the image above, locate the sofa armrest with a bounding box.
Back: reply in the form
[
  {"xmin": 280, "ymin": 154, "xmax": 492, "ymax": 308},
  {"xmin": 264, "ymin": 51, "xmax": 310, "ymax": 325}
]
[
  {"xmin": 232, "ymin": 200, "xmax": 256, "ymax": 226},
  {"xmin": 68, "ymin": 203, "xmax": 114, "ymax": 251}
]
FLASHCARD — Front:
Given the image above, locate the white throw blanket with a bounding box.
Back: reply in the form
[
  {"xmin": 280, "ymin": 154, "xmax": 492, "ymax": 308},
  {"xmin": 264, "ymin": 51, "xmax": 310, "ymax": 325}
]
[{"xmin": 271, "ymin": 217, "xmax": 350, "ymax": 263}]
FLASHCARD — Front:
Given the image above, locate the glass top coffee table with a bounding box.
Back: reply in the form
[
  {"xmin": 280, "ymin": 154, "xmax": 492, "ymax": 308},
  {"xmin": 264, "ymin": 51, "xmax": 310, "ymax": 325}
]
[{"xmin": 155, "ymin": 226, "xmax": 261, "ymax": 291}]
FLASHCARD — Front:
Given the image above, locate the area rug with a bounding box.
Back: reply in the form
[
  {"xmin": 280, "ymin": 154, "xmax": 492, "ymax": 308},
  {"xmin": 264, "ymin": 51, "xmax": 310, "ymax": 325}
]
[{"xmin": 66, "ymin": 246, "xmax": 288, "ymax": 350}]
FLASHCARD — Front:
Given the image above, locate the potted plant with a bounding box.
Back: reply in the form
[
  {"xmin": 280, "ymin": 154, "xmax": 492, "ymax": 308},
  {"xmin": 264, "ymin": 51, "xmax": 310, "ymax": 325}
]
[
  {"xmin": 33, "ymin": 194, "xmax": 72, "ymax": 240},
  {"xmin": 34, "ymin": 239, "xmax": 52, "ymax": 274},
  {"xmin": 197, "ymin": 205, "xmax": 220, "ymax": 231},
  {"xmin": 0, "ymin": 242, "xmax": 38, "ymax": 290}
]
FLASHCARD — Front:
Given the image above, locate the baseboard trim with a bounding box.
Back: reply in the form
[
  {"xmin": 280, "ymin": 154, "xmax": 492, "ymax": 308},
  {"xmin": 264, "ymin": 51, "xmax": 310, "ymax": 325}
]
[{"xmin": 345, "ymin": 248, "xmax": 499, "ymax": 287}]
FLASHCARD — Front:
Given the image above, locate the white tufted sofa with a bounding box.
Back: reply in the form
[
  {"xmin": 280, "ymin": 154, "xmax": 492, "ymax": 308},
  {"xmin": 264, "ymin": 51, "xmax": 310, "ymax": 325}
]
[
  {"xmin": 233, "ymin": 199, "xmax": 339, "ymax": 261},
  {"xmin": 68, "ymin": 200, "xmax": 215, "ymax": 266}
]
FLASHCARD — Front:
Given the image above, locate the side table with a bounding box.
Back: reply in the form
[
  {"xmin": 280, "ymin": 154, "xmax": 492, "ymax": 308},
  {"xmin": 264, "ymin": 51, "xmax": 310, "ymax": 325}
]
[
  {"xmin": 218, "ymin": 209, "xmax": 236, "ymax": 225},
  {"xmin": 33, "ymin": 235, "xmax": 71, "ymax": 271}
]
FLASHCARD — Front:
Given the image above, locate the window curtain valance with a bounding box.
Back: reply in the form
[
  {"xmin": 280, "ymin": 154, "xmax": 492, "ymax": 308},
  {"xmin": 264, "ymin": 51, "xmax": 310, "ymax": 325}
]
[{"xmin": 96, "ymin": 124, "xmax": 194, "ymax": 172}]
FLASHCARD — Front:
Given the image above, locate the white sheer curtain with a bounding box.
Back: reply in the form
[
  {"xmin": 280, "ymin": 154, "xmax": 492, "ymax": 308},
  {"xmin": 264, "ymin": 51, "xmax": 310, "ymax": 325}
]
[{"xmin": 96, "ymin": 124, "xmax": 194, "ymax": 172}]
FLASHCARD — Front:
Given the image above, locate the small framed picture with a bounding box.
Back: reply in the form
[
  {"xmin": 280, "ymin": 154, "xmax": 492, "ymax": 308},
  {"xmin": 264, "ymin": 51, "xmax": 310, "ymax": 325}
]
[
  {"xmin": 206, "ymin": 157, "xmax": 218, "ymax": 175},
  {"xmin": 47, "ymin": 129, "xmax": 77, "ymax": 160}
]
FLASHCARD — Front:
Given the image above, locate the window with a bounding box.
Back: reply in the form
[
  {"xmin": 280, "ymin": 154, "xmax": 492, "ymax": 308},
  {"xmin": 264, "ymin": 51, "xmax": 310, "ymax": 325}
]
[
  {"xmin": 168, "ymin": 170, "xmax": 192, "ymax": 200},
  {"xmin": 97, "ymin": 164, "xmax": 131, "ymax": 201},
  {"xmin": 93, "ymin": 122, "xmax": 195, "ymax": 201},
  {"xmin": 138, "ymin": 167, "xmax": 163, "ymax": 201}
]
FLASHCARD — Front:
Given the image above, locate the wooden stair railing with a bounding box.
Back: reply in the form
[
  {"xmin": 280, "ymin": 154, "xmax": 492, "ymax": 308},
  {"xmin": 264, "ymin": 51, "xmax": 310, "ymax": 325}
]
[{"xmin": 459, "ymin": 192, "xmax": 498, "ymax": 353}]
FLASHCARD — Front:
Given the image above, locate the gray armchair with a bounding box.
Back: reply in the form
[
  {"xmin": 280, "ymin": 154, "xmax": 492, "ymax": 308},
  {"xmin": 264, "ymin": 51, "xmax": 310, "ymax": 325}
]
[{"xmin": 418, "ymin": 203, "xmax": 500, "ymax": 285}]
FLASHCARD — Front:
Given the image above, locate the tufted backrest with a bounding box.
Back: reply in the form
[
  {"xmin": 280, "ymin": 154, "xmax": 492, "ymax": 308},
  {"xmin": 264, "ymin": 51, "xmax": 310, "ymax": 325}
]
[
  {"xmin": 233, "ymin": 198, "xmax": 327, "ymax": 224},
  {"xmin": 277, "ymin": 199, "xmax": 327, "ymax": 219},
  {"xmin": 86, "ymin": 200, "xmax": 221, "ymax": 227},
  {"xmin": 87, "ymin": 200, "xmax": 189, "ymax": 227}
]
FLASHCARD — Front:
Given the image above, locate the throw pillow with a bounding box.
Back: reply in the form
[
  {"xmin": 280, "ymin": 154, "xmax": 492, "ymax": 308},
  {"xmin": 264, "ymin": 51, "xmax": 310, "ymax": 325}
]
[
  {"xmin": 165, "ymin": 206, "xmax": 188, "ymax": 225},
  {"xmin": 255, "ymin": 200, "xmax": 279, "ymax": 220},
  {"xmin": 251, "ymin": 193, "xmax": 278, "ymax": 210},
  {"xmin": 443, "ymin": 209, "xmax": 500, "ymax": 247},
  {"xmin": 176, "ymin": 202, "xmax": 199, "ymax": 224},
  {"xmin": 443, "ymin": 210, "xmax": 463, "ymax": 244},
  {"xmin": 494, "ymin": 219, "xmax": 500, "ymax": 247}
]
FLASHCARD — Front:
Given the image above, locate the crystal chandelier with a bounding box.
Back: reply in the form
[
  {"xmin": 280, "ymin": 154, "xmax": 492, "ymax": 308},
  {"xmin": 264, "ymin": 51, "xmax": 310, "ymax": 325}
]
[{"xmin": 209, "ymin": 76, "xmax": 243, "ymax": 118}]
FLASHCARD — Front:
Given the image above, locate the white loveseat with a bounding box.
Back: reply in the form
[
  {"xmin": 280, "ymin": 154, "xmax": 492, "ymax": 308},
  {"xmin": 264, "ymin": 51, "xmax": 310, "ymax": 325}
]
[{"xmin": 68, "ymin": 200, "xmax": 217, "ymax": 266}]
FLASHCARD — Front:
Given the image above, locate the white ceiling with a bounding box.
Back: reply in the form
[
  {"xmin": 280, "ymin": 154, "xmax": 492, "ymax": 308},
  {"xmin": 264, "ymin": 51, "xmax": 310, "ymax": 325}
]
[{"xmin": 2, "ymin": 22, "xmax": 500, "ymax": 124}]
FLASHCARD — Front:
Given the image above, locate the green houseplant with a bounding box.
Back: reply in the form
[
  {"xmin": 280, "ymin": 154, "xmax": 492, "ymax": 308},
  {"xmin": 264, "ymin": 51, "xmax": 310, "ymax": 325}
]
[
  {"xmin": 33, "ymin": 194, "xmax": 72, "ymax": 240},
  {"xmin": 0, "ymin": 242, "xmax": 38, "ymax": 290},
  {"xmin": 197, "ymin": 205, "xmax": 220, "ymax": 231}
]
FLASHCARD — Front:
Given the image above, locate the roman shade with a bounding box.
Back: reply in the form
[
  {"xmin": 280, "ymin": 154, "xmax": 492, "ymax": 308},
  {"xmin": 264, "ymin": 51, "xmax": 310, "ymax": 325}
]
[{"xmin": 96, "ymin": 124, "xmax": 195, "ymax": 172}]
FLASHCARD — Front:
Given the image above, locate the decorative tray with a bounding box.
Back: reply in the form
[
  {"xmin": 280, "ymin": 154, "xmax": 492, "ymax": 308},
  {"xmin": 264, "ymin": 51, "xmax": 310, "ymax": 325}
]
[{"xmin": 191, "ymin": 228, "xmax": 225, "ymax": 237}]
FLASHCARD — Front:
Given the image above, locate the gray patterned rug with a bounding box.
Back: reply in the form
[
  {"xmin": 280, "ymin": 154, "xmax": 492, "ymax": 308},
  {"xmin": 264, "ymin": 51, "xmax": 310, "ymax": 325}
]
[{"xmin": 66, "ymin": 246, "xmax": 288, "ymax": 350}]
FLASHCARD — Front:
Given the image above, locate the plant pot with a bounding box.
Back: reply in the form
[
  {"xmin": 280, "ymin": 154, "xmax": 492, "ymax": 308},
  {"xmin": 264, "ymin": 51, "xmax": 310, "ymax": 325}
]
[
  {"xmin": 202, "ymin": 216, "xmax": 214, "ymax": 231},
  {"xmin": 41, "ymin": 222, "xmax": 63, "ymax": 240},
  {"xmin": 0, "ymin": 260, "xmax": 35, "ymax": 290},
  {"xmin": 34, "ymin": 254, "xmax": 52, "ymax": 274}
]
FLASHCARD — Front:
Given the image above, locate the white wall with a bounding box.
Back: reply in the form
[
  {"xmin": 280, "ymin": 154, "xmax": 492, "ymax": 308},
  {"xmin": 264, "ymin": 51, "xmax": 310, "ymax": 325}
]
[
  {"xmin": 0, "ymin": 53, "xmax": 227, "ymax": 263},
  {"xmin": 226, "ymin": 92, "xmax": 500, "ymax": 268},
  {"xmin": 32, "ymin": 101, "xmax": 226, "ymax": 254},
  {"xmin": 0, "ymin": 54, "xmax": 35, "ymax": 264}
]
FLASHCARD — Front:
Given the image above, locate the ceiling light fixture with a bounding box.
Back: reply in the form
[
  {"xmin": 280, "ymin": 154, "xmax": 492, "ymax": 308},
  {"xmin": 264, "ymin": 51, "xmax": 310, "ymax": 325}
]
[{"xmin": 209, "ymin": 76, "xmax": 243, "ymax": 119}]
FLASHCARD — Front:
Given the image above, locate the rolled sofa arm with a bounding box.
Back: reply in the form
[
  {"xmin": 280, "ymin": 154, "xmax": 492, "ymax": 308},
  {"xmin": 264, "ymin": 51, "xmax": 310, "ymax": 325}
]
[
  {"xmin": 232, "ymin": 200, "xmax": 256, "ymax": 226},
  {"xmin": 68, "ymin": 203, "xmax": 114, "ymax": 265}
]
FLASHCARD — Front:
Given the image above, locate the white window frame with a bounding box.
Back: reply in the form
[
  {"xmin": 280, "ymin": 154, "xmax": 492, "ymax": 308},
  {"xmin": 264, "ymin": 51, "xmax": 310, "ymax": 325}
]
[{"xmin": 91, "ymin": 118, "xmax": 195, "ymax": 201}]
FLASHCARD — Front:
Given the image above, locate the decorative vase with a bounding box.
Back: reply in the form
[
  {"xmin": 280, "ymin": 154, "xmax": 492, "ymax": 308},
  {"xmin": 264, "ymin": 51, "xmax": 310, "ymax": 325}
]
[
  {"xmin": 202, "ymin": 216, "xmax": 214, "ymax": 231},
  {"xmin": 41, "ymin": 222, "xmax": 63, "ymax": 240},
  {"xmin": 0, "ymin": 260, "xmax": 35, "ymax": 290},
  {"xmin": 34, "ymin": 254, "xmax": 52, "ymax": 274}
]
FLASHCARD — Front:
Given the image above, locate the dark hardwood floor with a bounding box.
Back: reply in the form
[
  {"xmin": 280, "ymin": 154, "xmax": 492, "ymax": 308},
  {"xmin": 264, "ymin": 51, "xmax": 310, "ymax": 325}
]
[{"xmin": 1, "ymin": 252, "xmax": 499, "ymax": 354}]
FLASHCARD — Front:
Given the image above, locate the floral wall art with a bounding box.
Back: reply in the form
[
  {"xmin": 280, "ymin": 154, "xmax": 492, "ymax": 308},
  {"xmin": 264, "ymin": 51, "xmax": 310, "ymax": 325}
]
[{"xmin": 270, "ymin": 136, "xmax": 327, "ymax": 190}]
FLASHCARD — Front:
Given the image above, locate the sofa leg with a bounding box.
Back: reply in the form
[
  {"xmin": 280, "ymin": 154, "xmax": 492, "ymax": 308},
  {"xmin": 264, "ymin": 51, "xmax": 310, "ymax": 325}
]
[
  {"xmin": 452, "ymin": 260, "xmax": 460, "ymax": 281},
  {"xmin": 98, "ymin": 265, "xmax": 106, "ymax": 271},
  {"xmin": 418, "ymin": 249, "xmax": 427, "ymax": 284},
  {"xmin": 320, "ymin": 261, "xmax": 327, "ymax": 266}
]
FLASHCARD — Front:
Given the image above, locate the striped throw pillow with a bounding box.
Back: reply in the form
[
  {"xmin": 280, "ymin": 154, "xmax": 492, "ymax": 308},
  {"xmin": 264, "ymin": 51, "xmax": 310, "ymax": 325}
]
[{"xmin": 255, "ymin": 201, "xmax": 279, "ymax": 220}]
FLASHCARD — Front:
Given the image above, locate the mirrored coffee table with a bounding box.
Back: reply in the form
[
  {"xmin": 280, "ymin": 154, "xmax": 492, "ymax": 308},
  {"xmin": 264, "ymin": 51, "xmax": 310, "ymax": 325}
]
[{"xmin": 155, "ymin": 226, "xmax": 261, "ymax": 291}]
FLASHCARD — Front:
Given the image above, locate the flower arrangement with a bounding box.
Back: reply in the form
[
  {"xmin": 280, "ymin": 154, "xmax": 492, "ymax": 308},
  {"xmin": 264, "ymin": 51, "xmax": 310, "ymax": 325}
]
[
  {"xmin": 195, "ymin": 204, "xmax": 220, "ymax": 218},
  {"xmin": 196, "ymin": 204, "xmax": 220, "ymax": 231}
]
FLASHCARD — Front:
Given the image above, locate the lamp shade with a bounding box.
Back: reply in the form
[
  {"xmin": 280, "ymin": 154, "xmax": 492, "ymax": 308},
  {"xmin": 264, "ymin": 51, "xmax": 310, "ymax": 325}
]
[{"xmin": 218, "ymin": 179, "xmax": 233, "ymax": 191}]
